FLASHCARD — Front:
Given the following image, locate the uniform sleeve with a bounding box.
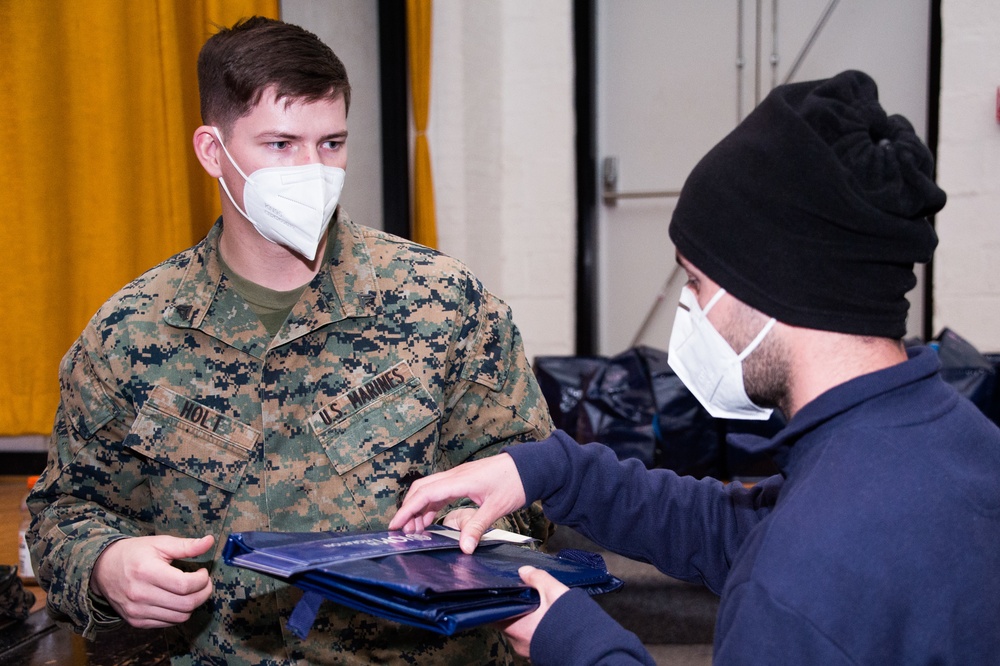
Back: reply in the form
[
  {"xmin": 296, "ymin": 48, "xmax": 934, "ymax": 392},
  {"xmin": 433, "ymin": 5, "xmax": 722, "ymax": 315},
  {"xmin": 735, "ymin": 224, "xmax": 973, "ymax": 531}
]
[
  {"xmin": 436, "ymin": 276, "xmax": 554, "ymax": 540},
  {"xmin": 26, "ymin": 326, "xmax": 153, "ymax": 638}
]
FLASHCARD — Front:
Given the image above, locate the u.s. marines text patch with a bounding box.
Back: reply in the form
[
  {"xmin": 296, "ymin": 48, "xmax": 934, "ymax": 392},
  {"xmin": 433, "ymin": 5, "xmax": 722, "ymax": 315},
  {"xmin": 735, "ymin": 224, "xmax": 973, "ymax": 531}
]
[{"xmin": 310, "ymin": 362, "xmax": 415, "ymax": 430}]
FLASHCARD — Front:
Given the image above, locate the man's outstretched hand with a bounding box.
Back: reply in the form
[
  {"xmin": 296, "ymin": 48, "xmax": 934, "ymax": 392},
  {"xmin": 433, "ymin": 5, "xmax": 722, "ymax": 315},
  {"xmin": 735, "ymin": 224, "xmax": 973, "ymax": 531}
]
[{"xmin": 389, "ymin": 453, "xmax": 527, "ymax": 554}]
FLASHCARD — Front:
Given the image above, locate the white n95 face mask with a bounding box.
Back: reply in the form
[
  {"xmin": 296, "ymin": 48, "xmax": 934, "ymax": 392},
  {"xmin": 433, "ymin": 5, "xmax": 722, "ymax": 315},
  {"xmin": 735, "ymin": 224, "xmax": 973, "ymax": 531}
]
[
  {"xmin": 214, "ymin": 128, "xmax": 346, "ymax": 261},
  {"xmin": 667, "ymin": 286, "xmax": 776, "ymax": 420}
]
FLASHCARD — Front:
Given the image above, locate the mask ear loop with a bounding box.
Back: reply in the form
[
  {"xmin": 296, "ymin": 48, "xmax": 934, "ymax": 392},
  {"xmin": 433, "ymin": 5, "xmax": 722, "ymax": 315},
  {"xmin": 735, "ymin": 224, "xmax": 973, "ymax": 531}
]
[
  {"xmin": 213, "ymin": 128, "xmax": 252, "ymax": 182},
  {"xmin": 736, "ymin": 318, "xmax": 777, "ymax": 361},
  {"xmin": 702, "ymin": 288, "xmax": 728, "ymax": 316},
  {"xmin": 212, "ymin": 128, "xmax": 260, "ymax": 228},
  {"xmin": 701, "ymin": 287, "xmax": 776, "ymax": 361}
]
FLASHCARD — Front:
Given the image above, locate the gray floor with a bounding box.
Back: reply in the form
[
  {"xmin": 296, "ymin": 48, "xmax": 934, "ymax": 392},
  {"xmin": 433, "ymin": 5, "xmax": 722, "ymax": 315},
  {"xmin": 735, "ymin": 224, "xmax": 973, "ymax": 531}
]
[
  {"xmin": 543, "ymin": 527, "xmax": 716, "ymax": 666},
  {"xmin": 646, "ymin": 644, "xmax": 714, "ymax": 666}
]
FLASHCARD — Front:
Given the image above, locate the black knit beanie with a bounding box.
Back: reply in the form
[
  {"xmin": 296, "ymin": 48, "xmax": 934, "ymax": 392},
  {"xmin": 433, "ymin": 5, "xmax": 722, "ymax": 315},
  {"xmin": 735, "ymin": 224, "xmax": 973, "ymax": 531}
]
[{"xmin": 668, "ymin": 70, "xmax": 945, "ymax": 338}]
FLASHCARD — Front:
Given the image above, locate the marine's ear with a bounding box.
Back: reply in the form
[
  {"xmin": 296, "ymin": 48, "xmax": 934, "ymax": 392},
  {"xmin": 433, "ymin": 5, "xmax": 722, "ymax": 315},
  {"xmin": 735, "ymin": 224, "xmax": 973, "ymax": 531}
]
[{"xmin": 193, "ymin": 125, "xmax": 223, "ymax": 178}]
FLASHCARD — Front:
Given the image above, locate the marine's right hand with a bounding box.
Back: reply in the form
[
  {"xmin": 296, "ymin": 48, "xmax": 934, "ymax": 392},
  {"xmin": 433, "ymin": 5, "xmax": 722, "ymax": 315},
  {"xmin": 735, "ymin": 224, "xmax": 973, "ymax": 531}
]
[
  {"xmin": 90, "ymin": 534, "xmax": 215, "ymax": 628},
  {"xmin": 389, "ymin": 452, "xmax": 527, "ymax": 554}
]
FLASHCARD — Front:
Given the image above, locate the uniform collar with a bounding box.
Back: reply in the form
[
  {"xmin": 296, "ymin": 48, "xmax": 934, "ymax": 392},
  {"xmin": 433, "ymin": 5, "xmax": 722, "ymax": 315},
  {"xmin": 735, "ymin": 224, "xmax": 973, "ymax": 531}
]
[{"xmin": 163, "ymin": 208, "xmax": 382, "ymax": 357}]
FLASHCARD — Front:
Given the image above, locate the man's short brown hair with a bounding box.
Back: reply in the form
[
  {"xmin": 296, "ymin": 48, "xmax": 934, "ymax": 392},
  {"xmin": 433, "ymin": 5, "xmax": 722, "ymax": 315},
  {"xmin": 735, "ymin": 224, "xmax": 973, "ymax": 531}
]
[{"xmin": 197, "ymin": 16, "xmax": 351, "ymax": 135}]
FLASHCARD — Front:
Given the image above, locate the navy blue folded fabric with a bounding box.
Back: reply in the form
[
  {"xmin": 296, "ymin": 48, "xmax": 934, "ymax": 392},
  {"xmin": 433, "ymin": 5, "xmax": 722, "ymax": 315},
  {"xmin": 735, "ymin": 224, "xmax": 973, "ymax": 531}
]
[{"xmin": 223, "ymin": 529, "xmax": 623, "ymax": 637}]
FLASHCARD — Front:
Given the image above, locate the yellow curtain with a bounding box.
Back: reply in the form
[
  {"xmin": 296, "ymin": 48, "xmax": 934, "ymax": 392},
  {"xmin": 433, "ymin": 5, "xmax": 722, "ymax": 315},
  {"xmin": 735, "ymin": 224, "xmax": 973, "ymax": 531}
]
[
  {"xmin": 0, "ymin": 0, "xmax": 278, "ymax": 435},
  {"xmin": 406, "ymin": 0, "xmax": 437, "ymax": 249}
]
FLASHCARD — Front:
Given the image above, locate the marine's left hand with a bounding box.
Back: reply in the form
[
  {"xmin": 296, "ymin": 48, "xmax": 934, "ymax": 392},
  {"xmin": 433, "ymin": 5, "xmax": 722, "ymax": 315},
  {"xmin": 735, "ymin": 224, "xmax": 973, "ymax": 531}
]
[{"xmin": 498, "ymin": 565, "xmax": 571, "ymax": 658}]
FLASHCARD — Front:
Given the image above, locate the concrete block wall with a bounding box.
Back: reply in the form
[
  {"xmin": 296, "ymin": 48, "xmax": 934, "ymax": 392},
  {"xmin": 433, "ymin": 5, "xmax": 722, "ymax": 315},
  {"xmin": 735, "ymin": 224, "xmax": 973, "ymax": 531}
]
[
  {"xmin": 934, "ymin": 0, "xmax": 1000, "ymax": 353},
  {"xmin": 429, "ymin": 1, "xmax": 577, "ymax": 361}
]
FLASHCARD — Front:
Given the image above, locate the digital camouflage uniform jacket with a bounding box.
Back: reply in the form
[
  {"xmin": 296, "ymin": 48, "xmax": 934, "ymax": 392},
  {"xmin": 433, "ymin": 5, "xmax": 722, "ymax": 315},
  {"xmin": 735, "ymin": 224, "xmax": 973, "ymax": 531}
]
[{"xmin": 27, "ymin": 209, "xmax": 554, "ymax": 665}]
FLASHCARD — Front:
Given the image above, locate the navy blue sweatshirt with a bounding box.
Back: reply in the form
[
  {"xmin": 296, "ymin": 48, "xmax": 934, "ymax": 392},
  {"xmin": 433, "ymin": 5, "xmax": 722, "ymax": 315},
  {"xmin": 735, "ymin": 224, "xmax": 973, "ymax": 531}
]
[{"xmin": 507, "ymin": 347, "xmax": 1000, "ymax": 665}]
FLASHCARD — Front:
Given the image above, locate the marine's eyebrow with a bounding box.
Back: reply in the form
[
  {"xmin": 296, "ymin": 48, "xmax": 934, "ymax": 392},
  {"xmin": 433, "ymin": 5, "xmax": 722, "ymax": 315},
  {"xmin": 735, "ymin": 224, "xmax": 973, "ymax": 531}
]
[
  {"xmin": 255, "ymin": 130, "xmax": 300, "ymax": 141},
  {"xmin": 252, "ymin": 130, "xmax": 349, "ymax": 142}
]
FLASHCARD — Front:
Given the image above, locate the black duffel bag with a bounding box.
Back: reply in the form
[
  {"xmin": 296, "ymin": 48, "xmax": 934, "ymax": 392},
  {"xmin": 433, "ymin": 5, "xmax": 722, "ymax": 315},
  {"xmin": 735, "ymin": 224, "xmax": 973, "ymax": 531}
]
[{"xmin": 536, "ymin": 347, "xmax": 733, "ymax": 478}]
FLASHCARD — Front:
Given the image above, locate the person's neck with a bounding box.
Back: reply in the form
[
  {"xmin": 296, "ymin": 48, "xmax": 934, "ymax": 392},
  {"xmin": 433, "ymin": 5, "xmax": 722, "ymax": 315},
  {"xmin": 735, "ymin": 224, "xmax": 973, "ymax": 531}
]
[
  {"xmin": 218, "ymin": 216, "xmax": 326, "ymax": 291},
  {"xmin": 782, "ymin": 328, "xmax": 907, "ymax": 419}
]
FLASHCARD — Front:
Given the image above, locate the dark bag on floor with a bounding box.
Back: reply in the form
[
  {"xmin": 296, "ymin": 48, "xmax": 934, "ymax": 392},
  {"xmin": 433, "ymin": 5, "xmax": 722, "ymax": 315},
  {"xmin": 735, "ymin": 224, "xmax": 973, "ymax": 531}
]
[
  {"xmin": 533, "ymin": 355, "xmax": 606, "ymax": 434},
  {"xmin": 576, "ymin": 346, "xmax": 724, "ymax": 477},
  {"xmin": 930, "ymin": 328, "xmax": 997, "ymax": 414},
  {"xmin": 536, "ymin": 347, "xmax": 727, "ymax": 477},
  {"xmin": 535, "ymin": 347, "xmax": 784, "ymax": 479},
  {"xmin": 0, "ymin": 565, "xmax": 34, "ymax": 622}
]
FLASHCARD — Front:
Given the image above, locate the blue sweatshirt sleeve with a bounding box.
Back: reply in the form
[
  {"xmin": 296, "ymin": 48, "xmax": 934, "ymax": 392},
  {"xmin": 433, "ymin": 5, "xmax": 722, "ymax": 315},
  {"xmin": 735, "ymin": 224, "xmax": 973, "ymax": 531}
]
[
  {"xmin": 506, "ymin": 430, "xmax": 781, "ymax": 593},
  {"xmin": 530, "ymin": 588, "xmax": 656, "ymax": 666}
]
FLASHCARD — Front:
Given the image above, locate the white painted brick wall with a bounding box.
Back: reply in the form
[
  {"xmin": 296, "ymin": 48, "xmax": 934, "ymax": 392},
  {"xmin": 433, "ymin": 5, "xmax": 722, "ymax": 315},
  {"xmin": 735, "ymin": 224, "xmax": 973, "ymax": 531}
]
[
  {"xmin": 430, "ymin": 1, "xmax": 576, "ymax": 361},
  {"xmin": 934, "ymin": 0, "xmax": 1000, "ymax": 352}
]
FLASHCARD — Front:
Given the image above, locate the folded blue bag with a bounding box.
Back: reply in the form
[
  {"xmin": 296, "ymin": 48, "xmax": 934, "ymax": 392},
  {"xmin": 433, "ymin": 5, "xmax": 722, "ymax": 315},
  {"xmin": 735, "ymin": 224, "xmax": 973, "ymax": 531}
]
[{"xmin": 223, "ymin": 528, "xmax": 623, "ymax": 637}]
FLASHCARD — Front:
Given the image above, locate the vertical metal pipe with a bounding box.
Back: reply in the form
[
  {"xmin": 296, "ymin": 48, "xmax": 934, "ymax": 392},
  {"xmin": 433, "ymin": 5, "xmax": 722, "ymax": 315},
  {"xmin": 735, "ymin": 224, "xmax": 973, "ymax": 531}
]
[
  {"xmin": 736, "ymin": 0, "xmax": 745, "ymax": 123},
  {"xmin": 755, "ymin": 0, "xmax": 762, "ymax": 105},
  {"xmin": 770, "ymin": 0, "xmax": 779, "ymax": 90}
]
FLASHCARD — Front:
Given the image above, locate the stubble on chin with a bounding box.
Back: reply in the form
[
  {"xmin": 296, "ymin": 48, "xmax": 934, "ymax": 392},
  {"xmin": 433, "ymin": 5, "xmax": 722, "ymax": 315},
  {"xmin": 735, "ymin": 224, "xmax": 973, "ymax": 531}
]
[{"xmin": 743, "ymin": 333, "xmax": 790, "ymax": 416}]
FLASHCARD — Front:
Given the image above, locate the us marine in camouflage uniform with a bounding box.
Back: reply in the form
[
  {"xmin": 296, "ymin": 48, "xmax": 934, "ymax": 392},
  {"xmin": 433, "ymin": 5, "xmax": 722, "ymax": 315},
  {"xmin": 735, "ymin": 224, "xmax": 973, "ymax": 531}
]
[{"xmin": 27, "ymin": 16, "xmax": 552, "ymax": 665}]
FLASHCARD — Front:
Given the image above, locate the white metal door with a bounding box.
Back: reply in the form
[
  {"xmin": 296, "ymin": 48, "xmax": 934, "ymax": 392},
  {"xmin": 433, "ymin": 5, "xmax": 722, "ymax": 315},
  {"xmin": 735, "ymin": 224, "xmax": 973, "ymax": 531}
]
[{"xmin": 595, "ymin": 0, "xmax": 931, "ymax": 355}]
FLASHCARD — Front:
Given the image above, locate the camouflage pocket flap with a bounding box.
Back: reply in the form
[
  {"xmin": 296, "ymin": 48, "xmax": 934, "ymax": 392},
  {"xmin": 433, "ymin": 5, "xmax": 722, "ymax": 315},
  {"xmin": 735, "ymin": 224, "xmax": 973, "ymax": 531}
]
[
  {"xmin": 125, "ymin": 386, "xmax": 257, "ymax": 492},
  {"xmin": 62, "ymin": 343, "xmax": 119, "ymax": 441},
  {"xmin": 310, "ymin": 364, "xmax": 440, "ymax": 474}
]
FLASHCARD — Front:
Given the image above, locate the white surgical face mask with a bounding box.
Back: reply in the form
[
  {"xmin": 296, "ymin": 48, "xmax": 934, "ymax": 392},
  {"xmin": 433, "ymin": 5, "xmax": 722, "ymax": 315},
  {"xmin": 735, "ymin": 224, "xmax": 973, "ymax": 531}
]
[
  {"xmin": 667, "ymin": 287, "xmax": 776, "ymax": 420},
  {"xmin": 214, "ymin": 128, "xmax": 346, "ymax": 261}
]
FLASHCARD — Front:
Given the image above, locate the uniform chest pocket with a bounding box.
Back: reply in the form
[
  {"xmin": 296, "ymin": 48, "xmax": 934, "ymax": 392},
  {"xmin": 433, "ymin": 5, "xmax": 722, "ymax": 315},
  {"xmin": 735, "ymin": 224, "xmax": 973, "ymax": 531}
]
[
  {"xmin": 125, "ymin": 386, "xmax": 258, "ymax": 549},
  {"xmin": 310, "ymin": 364, "xmax": 440, "ymax": 474}
]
